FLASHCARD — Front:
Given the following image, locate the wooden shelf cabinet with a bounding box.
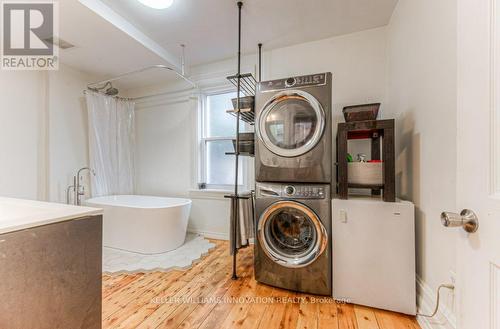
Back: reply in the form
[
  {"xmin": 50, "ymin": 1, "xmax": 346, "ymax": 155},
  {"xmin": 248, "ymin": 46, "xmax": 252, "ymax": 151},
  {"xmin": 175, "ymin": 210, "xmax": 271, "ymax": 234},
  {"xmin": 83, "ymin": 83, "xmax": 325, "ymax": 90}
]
[{"xmin": 336, "ymin": 119, "xmax": 396, "ymax": 202}]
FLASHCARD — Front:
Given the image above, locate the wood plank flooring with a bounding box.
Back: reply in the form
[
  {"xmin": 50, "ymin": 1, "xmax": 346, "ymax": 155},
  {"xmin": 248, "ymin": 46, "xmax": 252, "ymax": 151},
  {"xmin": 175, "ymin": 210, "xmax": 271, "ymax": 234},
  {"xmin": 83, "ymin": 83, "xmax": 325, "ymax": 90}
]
[{"xmin": 102, "ymin": 240, "xmax": 420, "ymax": 329}]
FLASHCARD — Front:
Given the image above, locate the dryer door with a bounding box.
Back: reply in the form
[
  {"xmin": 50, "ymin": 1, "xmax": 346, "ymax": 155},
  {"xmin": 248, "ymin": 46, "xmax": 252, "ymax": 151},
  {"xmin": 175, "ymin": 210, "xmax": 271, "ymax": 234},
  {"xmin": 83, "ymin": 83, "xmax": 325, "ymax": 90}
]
[
  {"xmin": 258, "ymin": 200, "xmax": 328, "ymax": 268},
  {"xmin": 257, "ymin": 90, "xmax": 325, "ymax": 157}
]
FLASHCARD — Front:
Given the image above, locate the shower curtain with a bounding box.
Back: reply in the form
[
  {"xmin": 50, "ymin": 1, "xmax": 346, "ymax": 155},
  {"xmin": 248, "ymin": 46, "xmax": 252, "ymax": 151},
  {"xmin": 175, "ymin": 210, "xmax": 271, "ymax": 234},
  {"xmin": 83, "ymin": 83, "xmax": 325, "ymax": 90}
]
[{"xmin": 86, "ymin": 91, "xmax": 135, "ymax": 197}]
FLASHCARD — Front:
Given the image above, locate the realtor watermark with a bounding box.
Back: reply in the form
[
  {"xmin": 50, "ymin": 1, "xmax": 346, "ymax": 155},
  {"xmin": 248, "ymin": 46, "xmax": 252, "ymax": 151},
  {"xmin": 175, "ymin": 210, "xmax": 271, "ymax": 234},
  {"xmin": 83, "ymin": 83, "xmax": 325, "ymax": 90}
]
[
  {"xmin": 1, "ymin": 1, "xmax": 59, "ymax": 70},
  {"xmin": 151, "ymin": 296, "xmax": 351, "ymax": 305}
]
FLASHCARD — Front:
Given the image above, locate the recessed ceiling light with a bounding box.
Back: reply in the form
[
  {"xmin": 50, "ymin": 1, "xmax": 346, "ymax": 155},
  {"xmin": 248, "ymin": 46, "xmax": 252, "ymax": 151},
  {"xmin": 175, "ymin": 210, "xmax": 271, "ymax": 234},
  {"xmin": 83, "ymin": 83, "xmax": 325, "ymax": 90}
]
[{"xmin": 137, "ymin": 0, "xmax": 174, "ymax": 9}]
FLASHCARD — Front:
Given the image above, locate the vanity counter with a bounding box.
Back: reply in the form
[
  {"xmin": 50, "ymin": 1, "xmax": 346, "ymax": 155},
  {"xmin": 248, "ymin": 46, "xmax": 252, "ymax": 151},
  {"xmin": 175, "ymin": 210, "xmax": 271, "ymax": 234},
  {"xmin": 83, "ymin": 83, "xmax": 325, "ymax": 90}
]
[
  {"xmin": 0, "ymin": 197, "xmax": 102, "ymax": 234},
  {"xmin": 0, "ymin": 197, "xmax": 103, "ymax": 329}
]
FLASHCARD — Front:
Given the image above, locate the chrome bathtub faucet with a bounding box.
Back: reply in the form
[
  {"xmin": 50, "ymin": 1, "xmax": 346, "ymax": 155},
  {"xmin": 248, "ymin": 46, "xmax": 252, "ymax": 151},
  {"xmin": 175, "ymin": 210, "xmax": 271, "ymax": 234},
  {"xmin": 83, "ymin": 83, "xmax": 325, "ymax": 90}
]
[{"xmin": 74, "ymin": 167, "xmax": 96, "ymax": 206}]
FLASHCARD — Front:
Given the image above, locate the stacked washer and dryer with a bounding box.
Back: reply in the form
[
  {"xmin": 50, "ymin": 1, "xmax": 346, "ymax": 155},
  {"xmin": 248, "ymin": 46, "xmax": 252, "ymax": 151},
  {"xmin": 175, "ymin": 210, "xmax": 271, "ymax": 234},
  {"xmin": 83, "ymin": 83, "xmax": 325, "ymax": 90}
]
[
  {"xmin": 252, "ymin": 73, "xmax": 416, "ymax": 316},
  {"xmin": 254, "ymin": 73, "xmax": 333, "ymax": 295}
]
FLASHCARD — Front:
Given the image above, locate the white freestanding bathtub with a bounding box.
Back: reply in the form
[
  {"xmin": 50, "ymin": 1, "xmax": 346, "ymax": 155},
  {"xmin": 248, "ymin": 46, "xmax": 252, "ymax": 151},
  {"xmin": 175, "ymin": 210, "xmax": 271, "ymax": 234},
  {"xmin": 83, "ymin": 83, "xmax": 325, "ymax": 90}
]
[{"xmin": 85, "ymin": 195, "xmax": 192, "ymax": 254}]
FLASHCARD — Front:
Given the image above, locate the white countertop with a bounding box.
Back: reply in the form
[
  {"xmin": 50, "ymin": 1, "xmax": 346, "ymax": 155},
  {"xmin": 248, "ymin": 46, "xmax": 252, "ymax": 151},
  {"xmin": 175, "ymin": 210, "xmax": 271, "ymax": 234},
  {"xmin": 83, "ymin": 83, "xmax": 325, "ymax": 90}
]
[{"xmin": 0, "ymin": 197, "xmax": 103, "ymax": 234}]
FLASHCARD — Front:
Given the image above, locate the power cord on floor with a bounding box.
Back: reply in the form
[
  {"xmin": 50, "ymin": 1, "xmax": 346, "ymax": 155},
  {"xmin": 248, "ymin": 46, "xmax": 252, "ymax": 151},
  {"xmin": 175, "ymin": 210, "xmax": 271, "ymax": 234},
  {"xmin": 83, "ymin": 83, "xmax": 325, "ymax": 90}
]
[{"xmin": 417, "ymin": 284, "xmax": 455, "ymax": 318}]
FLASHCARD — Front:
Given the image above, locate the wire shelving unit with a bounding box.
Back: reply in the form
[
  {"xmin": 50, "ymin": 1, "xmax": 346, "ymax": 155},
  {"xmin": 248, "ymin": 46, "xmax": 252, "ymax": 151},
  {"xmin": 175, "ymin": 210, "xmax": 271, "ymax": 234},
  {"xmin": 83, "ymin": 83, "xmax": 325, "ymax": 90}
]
[{"xmin": 225, "ymin": 1, "xmax": 262, "ymax": 280}]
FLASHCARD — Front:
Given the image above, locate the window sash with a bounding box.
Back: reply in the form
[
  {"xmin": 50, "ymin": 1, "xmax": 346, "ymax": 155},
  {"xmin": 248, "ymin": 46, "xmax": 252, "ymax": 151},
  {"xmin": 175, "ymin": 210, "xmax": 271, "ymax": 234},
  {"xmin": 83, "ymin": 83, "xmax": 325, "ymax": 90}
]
[
  {"xmin": 199, "ymin": 138, "xmax": 247, "ymax": 189},
  {"xmin": 202, "ymin": 91, "xmax": 241, "ymax": 139},
  {"xmin": 199, "ymin": 91, "xmax": 248, "ymax": 190}
]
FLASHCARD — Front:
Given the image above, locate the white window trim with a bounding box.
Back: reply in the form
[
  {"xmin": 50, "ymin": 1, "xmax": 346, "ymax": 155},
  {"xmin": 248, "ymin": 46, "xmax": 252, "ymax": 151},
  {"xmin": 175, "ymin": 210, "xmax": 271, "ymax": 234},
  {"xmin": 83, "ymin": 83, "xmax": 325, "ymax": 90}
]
[{"xmin": 197, "ymin": 89, "xmax": 251, "ymax": 192}]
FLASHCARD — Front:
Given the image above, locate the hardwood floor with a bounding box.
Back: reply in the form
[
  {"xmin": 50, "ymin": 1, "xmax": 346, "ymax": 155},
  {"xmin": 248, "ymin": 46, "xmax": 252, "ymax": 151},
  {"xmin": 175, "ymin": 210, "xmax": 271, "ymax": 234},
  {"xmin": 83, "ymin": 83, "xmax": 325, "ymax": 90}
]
[{"xmin": 102, "ymin": 240, "xmax": 420, "ymax": 329}]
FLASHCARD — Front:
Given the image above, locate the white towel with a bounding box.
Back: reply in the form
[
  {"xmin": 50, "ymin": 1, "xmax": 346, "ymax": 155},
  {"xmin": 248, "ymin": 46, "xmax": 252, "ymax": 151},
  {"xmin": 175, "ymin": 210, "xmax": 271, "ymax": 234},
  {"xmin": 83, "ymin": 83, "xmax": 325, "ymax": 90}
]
[{"xmin": 229, "ymin": 191, "xmax": 254, "ymax": 255}]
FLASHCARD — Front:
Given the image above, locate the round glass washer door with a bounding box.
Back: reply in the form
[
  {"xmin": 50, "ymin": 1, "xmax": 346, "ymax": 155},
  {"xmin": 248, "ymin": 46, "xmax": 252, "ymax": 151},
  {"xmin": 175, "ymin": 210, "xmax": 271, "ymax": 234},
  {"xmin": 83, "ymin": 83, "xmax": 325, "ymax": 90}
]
[
  {"xmin": 258, "ymin": 90, "xmax": 325, "ymax": 157},
  {"xmin": 258, "ymin": 201, "xmax": 328, "ymax": 268}
]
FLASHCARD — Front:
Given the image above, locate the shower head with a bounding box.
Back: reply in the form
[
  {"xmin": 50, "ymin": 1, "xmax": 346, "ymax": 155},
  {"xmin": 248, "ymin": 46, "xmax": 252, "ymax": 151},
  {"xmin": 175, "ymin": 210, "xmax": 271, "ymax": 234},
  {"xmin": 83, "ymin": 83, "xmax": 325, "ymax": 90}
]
[
  {"xmin": 105, "ymin": 84, "xmax": 119, "ymax": 96},
  {"xmin": 89, "ymin": 81, "xmax": 119, "ymax": 96}
]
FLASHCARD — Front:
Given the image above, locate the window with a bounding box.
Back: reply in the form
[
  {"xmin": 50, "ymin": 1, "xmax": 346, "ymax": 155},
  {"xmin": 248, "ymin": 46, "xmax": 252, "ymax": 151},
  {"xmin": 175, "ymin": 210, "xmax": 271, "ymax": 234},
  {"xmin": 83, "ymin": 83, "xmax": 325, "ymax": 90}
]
[{"xmin": 199, "ymin": 91, "xmax": 249, "ymax": 189}]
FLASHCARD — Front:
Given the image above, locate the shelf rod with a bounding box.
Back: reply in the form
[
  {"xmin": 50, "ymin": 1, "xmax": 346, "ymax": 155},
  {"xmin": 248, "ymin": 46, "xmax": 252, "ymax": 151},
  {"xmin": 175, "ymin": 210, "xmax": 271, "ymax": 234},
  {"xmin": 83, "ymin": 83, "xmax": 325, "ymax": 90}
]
[
  {"xmin": 258, "ymin": 43, "xmax": 262, "ymax": 82},
  {"xmin": 231, "ymin": 0, "xmax": 243, "ymax": 281},
  {"xmin": 227, "ymin": 108, "xmax": 253, "ymax": 113}
]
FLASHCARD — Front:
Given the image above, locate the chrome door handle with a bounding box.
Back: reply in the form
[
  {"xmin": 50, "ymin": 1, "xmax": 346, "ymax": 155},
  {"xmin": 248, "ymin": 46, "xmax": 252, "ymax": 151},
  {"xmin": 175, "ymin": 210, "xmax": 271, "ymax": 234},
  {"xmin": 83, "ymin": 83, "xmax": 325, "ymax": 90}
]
[{"xmin": 441, "ymin": 209, "xmax": 479, "ymax": 233}]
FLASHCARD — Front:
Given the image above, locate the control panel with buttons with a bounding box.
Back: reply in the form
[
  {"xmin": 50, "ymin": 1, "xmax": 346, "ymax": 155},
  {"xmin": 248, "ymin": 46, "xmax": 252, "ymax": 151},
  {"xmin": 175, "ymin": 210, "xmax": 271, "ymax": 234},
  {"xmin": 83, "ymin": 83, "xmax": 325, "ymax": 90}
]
[
  {"xmin": 259, "ymin": 73, "xmax": 327, "ymax": 92},
  {"xmin": 282, "ymin": 184, "xmax": 326, "ymax": 199},
  {"xmin": 257, "ymin": 183, "xmax": 328, "ymax": 199}
]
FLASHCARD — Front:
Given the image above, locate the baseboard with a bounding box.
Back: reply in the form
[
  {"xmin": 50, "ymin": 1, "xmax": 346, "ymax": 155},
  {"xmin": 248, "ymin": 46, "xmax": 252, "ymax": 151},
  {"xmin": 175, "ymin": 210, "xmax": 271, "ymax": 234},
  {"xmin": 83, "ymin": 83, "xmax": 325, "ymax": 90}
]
[
  {"xmin": 187, "ymin": 228, "xmax": 229, "ymax": 241},
  {"xmin": 416, "ymin": 275, "xmax": 456, "ymax": 329}
]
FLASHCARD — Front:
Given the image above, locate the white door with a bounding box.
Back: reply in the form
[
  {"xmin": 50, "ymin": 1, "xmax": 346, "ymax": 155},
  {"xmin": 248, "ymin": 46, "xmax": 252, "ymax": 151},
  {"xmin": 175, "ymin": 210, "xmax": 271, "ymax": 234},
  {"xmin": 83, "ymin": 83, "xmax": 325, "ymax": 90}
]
[{"xmin": 456, "ymin": 0, "xmax": 500, "ymax": 328}]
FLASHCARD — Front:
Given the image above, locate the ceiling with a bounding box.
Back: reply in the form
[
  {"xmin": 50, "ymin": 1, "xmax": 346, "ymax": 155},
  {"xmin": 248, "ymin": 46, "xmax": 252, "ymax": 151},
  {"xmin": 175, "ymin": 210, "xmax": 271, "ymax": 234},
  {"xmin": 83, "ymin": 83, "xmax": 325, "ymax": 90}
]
[
  {"xmin": 58, "ymin": 0, "xmax": 397, "ymax": 90},
  {"xmin": 58, "ymin": 1, "xmax": 168, "ymax": 84},
  {"xmin": 99, "ymin": 0, "xmax": 398, "ymax": 66}
]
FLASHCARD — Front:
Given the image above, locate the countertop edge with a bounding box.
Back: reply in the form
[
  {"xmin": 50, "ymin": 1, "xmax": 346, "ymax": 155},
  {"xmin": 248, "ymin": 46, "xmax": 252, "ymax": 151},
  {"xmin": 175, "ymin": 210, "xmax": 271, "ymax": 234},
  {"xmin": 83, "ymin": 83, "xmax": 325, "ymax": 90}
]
[{"xmin": 0, "ymin": 209, "xmax": 103, "ymax": 235}]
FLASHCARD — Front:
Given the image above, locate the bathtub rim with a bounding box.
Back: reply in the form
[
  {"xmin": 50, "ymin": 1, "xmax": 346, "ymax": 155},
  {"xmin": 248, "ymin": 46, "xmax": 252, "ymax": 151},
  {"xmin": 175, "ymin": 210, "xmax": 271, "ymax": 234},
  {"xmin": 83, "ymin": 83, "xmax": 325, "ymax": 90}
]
[{"xmin": 85, "ymin": 195, "xmax": 192, "ymax": 210}]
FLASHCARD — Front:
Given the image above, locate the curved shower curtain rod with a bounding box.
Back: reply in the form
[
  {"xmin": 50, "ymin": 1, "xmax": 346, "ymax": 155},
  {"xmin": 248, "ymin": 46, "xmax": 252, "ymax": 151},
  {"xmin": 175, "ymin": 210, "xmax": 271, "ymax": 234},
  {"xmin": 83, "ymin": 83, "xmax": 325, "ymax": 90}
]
[{"xmin": 86, "ymin": 64, "xmax": 198, "ymax": 100}]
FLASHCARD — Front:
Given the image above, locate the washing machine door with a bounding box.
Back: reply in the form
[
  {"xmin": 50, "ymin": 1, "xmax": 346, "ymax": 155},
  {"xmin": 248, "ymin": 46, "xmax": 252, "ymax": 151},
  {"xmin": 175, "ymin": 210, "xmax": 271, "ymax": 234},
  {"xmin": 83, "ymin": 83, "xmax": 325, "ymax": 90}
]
[
  {"xmin": 258, "ymin": 200, "xmax": 328, "ymax": 268},
  {"xmin": 258, "ymin": 90, "xmax": 325, "ymax": 158}
]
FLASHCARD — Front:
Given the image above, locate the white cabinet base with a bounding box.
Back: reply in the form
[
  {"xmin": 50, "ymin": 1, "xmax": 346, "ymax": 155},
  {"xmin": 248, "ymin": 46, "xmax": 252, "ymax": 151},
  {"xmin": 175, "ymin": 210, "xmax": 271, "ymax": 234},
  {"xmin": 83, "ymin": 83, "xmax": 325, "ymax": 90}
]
[{"xmin": 332, "ymin": 197, "xmax": 416, "ymax": 315}]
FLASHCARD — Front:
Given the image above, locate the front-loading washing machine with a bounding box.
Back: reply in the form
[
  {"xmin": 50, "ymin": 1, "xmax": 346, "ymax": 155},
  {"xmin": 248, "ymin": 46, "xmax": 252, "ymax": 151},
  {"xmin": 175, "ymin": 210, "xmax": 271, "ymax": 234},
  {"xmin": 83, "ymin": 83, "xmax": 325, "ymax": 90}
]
[
  {"xmin": 254, "ymin": 182, "xmax": 332, "ymax": 295},
  {"xmin": 255, "ymin": 72, "xmax": 332, "ymax": 183}
]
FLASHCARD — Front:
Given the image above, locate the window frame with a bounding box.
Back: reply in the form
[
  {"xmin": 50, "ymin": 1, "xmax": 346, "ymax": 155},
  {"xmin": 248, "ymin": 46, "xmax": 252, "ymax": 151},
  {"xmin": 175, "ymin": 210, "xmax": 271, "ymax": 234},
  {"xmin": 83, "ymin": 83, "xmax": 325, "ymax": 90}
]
[{"xmin": 198, "ymin": 89, "xmax": 250, "ymax": 191}]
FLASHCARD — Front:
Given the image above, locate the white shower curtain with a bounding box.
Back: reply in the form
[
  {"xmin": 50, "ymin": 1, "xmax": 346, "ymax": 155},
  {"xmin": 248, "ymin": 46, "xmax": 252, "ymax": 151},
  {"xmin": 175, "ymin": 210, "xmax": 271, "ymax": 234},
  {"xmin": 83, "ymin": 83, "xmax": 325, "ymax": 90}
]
[{"xmin": 86, "ymin": 91, "xmax": 135, "ymax": 197}]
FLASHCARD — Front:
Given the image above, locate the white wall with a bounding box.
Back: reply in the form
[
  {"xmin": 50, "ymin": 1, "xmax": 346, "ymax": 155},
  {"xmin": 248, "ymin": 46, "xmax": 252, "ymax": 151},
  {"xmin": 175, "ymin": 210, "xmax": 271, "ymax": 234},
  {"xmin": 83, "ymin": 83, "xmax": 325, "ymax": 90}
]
[
  {"xmin": 0, "ymin": 71, "xmax": 46, "ymax": 199},
  {"xmin": 385, "ymin": 0, "xmax": 457, "ymax": 321},
  {"xmin": 48, "ymin": 65, "xmax": 95, "ymax": 203},
  {"xmin": 131, "ymin": 27, "xmax": 388, "ymax": 239},
  {"xmin": 135, "ymin": 95, "xmax": 197, "ymax": 198},
  {"xmin": 0, "ymin": 64, "xmax": 96, "ymax": 203}
]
